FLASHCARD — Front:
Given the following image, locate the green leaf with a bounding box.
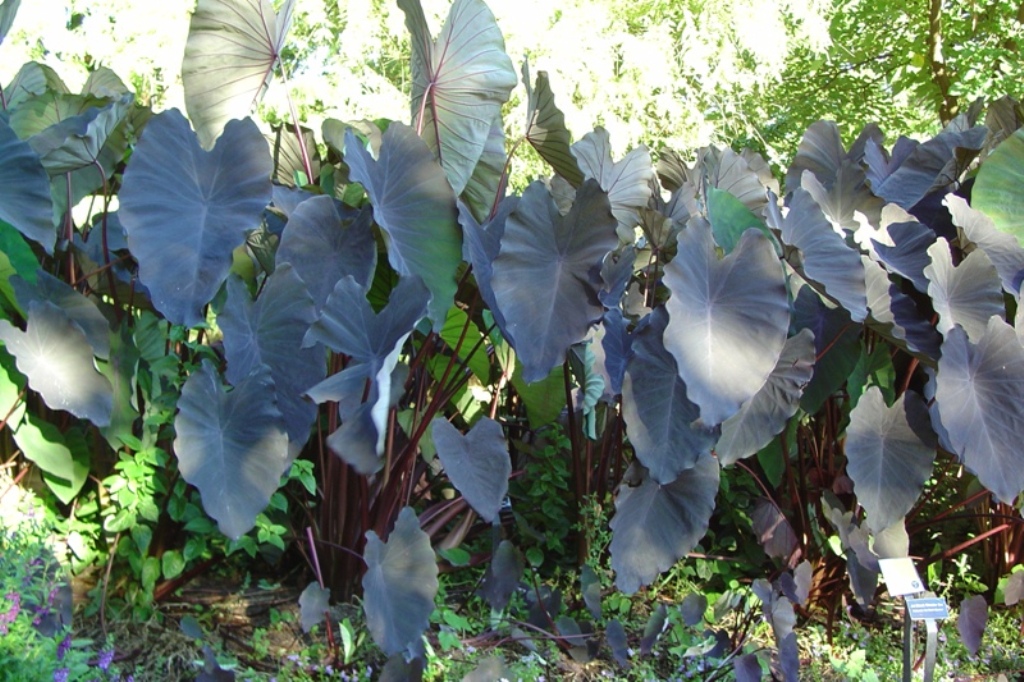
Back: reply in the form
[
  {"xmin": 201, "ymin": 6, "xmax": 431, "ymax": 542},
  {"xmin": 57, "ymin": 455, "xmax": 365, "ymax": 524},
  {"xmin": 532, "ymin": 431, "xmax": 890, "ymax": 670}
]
[
  {"xmin": 182, "ymin": 0, "xmax": 296, "ymax": 148},
  {"xmin": 438, "ymin": 306, "xmax": 490, "ymax": 383},
  {"xmin": 161, "ymin": 550, "xmax": 185, "ymax": 580},
  {"xmin": 97, "ymin": 320, "xmax": 140, "ymax": 449},
  {"xmin": 13, "ymin": 416, "xmax": 89, "ymax": 504},
  {"xmin": 0, "ymin": 0, "xmax": 22, "ymax": 46},
  {"xmin": 0, "ymin": 221, "xmax": 38, "ymax": 313},
  {"xmin": 706, "ymin": 187, "xmax": 766, "ymax": 254}
]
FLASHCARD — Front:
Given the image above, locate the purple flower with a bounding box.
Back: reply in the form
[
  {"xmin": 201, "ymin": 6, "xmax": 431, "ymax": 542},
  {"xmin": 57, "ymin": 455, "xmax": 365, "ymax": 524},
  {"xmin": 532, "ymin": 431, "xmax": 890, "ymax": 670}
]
[
  {"xmin": 98, "ymin": 648, "xmax": 115, "ymax": 671},
  {"xmin": 57, "ymin": 633, "xmax": 72, "ymax": 661},
  {"xmin": 53, "ymin": 668, "xmax": 69, "ymax": 682}
]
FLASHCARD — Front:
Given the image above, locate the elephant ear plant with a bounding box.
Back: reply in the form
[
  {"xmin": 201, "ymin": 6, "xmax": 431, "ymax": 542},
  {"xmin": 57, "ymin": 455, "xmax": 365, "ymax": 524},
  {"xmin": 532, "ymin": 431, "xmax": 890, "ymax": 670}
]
[{"xmin": 1, "ymin": 0, "xmax": 1024, "ymax": 676}]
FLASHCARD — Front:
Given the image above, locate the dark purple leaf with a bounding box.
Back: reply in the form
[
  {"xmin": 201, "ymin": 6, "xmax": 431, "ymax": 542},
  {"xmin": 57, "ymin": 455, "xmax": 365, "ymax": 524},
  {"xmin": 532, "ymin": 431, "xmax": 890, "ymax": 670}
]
[
  {"xmin": 1004, "ymin": 572, "xmax": 1024, "ymax": 606},
  {"xmin": 119, "ymin": 111, "xmax": 272, "ymax": 328},
  {"xmin": 219, "ymin": 265, "xmax": 325, "ymax": 456},
  {"xmin": 13, "ymin": 270, "xmax": 110, "ymax": 359},
  {"xmin": 663, "ymin": 221, "xmax": 789, "ymax": 425},
  {"xmin": 491, "ymin": 179, "xmax": 618, "ymax": 382},
  {"xmin": 399, "ymin": 0, "xmax": 516, "ymax": 194},
  {"xmin": 717, "ymin": 330, "xmax": 815, "ymax": 466},
  {"xmin": 0, "ymin": 118, "xmax": 54, "ymax": 253},
  {"xmin": 379, "ymin": 653, "xmax": 424, "ymax": 682},
  {"xmin": 800, "ymin": 162, "xmax": 883, "ymax": 234},
  {"xmin": 773, "ymin": 184, "xmax": 867, "ymax": 322},
  {"xmin": 778, "ymin": 631, "xmax": 799, "ymax": 682},
  {"xmin": 734, "ymin": 653, "xmax": 763, "ymax": 682},
  {"xmin": 182, "ymin": 0, "xmax": 295, "ymax": 148},
  {"xmin": 581, "ymin": 565, "xmax": 602, "ymax": 620},
  {"xmin": 0, "ymin": 301, "xmax": 112, "ymax": 426},
  {"xmin": 298, "ymin": 581, "xmax": 330, "ymax": 633},
  {"xmin": 344, "ymin": 123, "xmax": 461, "ymax": 325},
  {"xmin": 277, "ymin": 196, "xmax": 376, "ymax": 312},
  {"xmin": 871, "ymin": 219, "xmax": 936, "ymax": 293},
  {"xmin": 477, "ymin": 540, "xmax": 522, "ymax": 611},
  {"xmin": 679, "ymin": 593, "xmax": 707, "ymax": 627},
  {"xmin": 432, "ymin": 417, "xmax": 510, "ymax": 523},
  {"xmin": 751, "ymin": 498, "xmax": 798, "ymax": 562},
  {"xmin": 459, "ymin": 196, "xmax": 517, "ymax": 341},
  {"xmin": 363, "ymin": 507, "xmax": 439, "ymax": 656},
  {"xmin": 957, "ymin": 594, "xmax": 988, "ymax": 655},
  {"xmin": 640, "ymin": 603, "xmax": 667, "ymax": 654},
  {"xmin": 846, "ymin": 388, "xmax": 935, "ymax": 533},
  {"xmin": 785, "ymin": 120, "xmax": 845, "ymax": 191},
  {"xmin": 864, "ymin": 257, "xmax": 942, "ymax": 359},
  {"xmin": 462, "ymin": 657, "xmax": 511, "ymax": 682},
  {"xmin": 935, "ymin": 320, "xmax": 1024, "ymax": 504},
  {"xmin": 610, "ymin": 456, "xmax": 719, "ymax": 594},
  {"xmin": 174, "ymin": 361, "xmax": 289, "ymax": 539},
  {"xmin": 606, "ymin": 619, "xmax": 630, "ymax": 668},
  {"xmin": 597, "ymin": 309, "xmax": 632, "ymax": 397},
  {"xmin": 621, "ymin": 308, "xmax": 718, "ymax": 484}
]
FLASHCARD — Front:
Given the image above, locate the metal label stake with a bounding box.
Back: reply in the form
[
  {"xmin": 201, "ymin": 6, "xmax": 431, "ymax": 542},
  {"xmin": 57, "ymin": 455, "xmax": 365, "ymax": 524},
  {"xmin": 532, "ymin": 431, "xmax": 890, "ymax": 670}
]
[{"xmin": 879, "ymin": 558, "xmax": 948, "ymax": 682}]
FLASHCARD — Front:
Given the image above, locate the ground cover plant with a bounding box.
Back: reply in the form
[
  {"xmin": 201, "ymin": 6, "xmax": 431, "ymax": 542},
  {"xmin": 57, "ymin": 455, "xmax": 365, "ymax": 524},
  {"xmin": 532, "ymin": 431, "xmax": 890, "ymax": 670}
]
[{"xmin": 1, "ymin": 0, "xmax": 1024, "ymax": 679}]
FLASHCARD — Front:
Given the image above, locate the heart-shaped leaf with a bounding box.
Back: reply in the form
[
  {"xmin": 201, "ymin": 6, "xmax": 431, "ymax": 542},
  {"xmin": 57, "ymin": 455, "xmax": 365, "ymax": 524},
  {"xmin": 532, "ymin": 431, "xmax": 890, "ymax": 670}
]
[
  {"xmin": 28, "ymin": 94, "xmax": 132, "ymax": 175},
  {"xmin": 733, "ymin": 653, "xmax": 762, "ymax": 682},
  {"xmin": 621, "ymin": 308, "xmax": 718, "ymax": 484},
  {"xmin": 344, "ymin": 124, "xmax": 461, "ymax": 326},
  {"xmin": 119, "ymin": 110, "xmax": 272, "ymax": 328},
  {"xmin": 0, "ymin": 119, "xmax": 54, "ymax": 253},
  {"xmin": 609, "ymin": 456, "xmax": 719, "ymax": 594},
  {"xmin": 432, "ymin": 417, "xmax": 510, "ymax": 523},
  {"xmin": 864, "ymin": 256, "xmax": 942, "ymax": 360},
  {"xmin": 752, "ymin": 497, "xmax": 798, "ymax": 562},
  {"xmin": 945, "ymin": 194, "xmax": 1024, "ymax": 296},
  {"xmin": 924, "ymin": 239, "xmax": 1004, "ymax": 342},
  {"xmin": 398, "ymin": 0, "xmax": 516, "ymax": 195},
  {"xmin": 219, "ymin": 265, "xmax": 325, "ymax": 456},
  {"xmin": 182, "ymin": 0, "xmax": 296, "ymax": 148},
  {"xmin": 571, "ymin": 127, "xmax": 653, "ymax": 241},
  {"xmin": 174, "ymin": 361, "xmax": 289, "ymax": 539},
  {"xmin": 663, "ymin": 221, "xmax": 789, "ymax": 425},
  {"xmin": 298, "ymin": 582, "xmax": 330, "ymax": 633},
  {"xmin": 522, "ymin": 60, "xmax": 582, "ymax": 186},
  {"xmin": 800, "ymin": 161, "xmax": 883, "ymax": 234},
  {"xmin": 363, "ymin": 507, "xmax": 438, "ymax": 656},
  {"xmin": 845, "ymin": 388, "xmax": 935, "ymax": 533},
  {"xmin": 957, "ymin": 594, "xmax": 988, "ymax": 656},
  {"xmin": 491, "ymin": 179, "xmax": 618, "ymax": 382},
  {"xmin": 0, "ymin": 301, "xmax": 112, "ymax": 426},
  {"xmin": 717, "ymin": 329, "xmax": 815, "ymax": 466},
  {"xmin": 2, "ymin": 62, "xmax": 66, "ymax": 112},
  {"xmin": 785, "ymin": 120, "xmax": 846, "ymax": 190},
  {"xmin": 478, "ymin": 539, "xmax": 522, "ymax": 611},
  {"xmin": 934, "ymin": 319, "xmax": 1024, "ymax": 504},
  {"xmin": 276, "ymin": 196, "xmax": 376, "ymax": 312}
]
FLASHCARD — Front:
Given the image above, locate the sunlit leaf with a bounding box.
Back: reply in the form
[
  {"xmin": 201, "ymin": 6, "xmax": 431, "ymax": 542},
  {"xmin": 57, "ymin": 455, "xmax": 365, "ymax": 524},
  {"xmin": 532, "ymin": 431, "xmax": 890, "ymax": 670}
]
[
  {"xmin": 945, "ymin": 194, "xmax": 1024, "ymax": 296},
  {"xmin": 663, "ymin": 221, "xmax": 789, "ymax": 425},
  {"xmin": 610, "ymin": 456, "xmax": 719, "ymax": 594},
  {"xmin": 182, "ymin": 0, "xmax": 295, "ymax": 148},
  {"xmin": 522, "ymin": 60, "xmax": 582, "ymax": 186},
  {"xmin": 119, "ymin": 111, "xmax": 272, "ymax": 327},
  {"xmin": 344, "ymin": 123, "xmax": 461, "ymax": 326},
  {"xmin": 924, "ymin": 239, "xmax": 1003, "ymax": 342},
  {"xmin": 846, "ymin": 388, "xmax": 935, "ymax": 533},
  {"xmin": 572, "ymin": 127, "xmax": 653, "ymax": 242},
  {"xmin": 621, "ymin": 308, "xmax": 718, "ymax": 484},
  {"xmin": 717, "ymin": 330, "xmax": 815, "ymax": 466},
  {"xmin": 461, "ymin": 116, "xmax": 506, "ymax": 222},
  {"xmin": 399, "ymin": 0, "xmax": 516, "ymax": 194},
  {"xmin": 363, "ymin": 507, "xmax": 438, "ymax": 656},
  {"xmin": 174, "ymin": 361, "xmax": 289, "ymax": 539},
  {"xmin": 491, "ymin": 179, "xmax": 618, "ymax": 382},
  {"xmin": 0, "ymin": 301, "xmax": 112, "ymax": 426},
  {"xmin": 432, "ymin": 417, "xmax": 510, "ymax": 523},
  {"xmin": 934, "ymin": 320, "xmax": 1024, "ymax": 504}
]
